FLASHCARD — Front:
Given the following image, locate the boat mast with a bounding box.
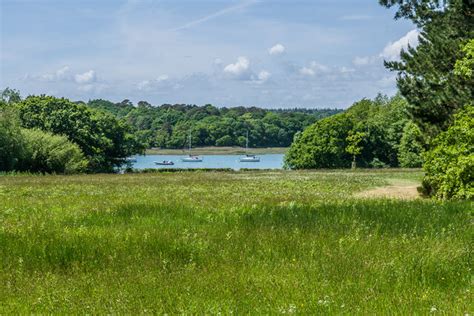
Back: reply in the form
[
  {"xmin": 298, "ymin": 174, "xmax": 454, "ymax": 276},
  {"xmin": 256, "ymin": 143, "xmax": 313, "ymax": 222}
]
[
  {"xmin": 246, "ymin": 130, "xmax": 249, "ymax": 152},
  {"xmin": 188, "ymin": 130, "xmax": 192, "ymax": 153}
]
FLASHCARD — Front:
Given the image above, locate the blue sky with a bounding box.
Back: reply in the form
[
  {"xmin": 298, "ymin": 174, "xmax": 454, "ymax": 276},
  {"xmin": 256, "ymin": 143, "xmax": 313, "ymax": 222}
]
[{"xmin": 0, "ymin": 0, "xmax": 418, "ymax": 108}]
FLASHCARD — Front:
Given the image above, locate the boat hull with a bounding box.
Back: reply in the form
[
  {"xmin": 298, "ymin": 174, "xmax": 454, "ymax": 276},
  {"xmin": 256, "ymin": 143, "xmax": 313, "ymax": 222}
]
[
  {"xmin": 240, "ymin": 157, "xmax": 260, "ymax": 162},
  {"xmin": 182, "ymin": 158, "xmax": 202, "ymax": 162}
]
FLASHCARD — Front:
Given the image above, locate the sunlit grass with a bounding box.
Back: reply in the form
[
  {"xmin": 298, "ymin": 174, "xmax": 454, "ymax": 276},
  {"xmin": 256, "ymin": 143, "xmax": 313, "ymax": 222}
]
[{"xmin": 0, "ymin": 170, "xmax": 472, "ymax": 313}]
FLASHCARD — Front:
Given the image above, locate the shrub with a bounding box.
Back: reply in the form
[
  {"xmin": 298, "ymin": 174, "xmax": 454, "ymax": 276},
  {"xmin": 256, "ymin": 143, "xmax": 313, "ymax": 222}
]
[
  {"xmin": 0, "ymin": 108, "xmax": 26, "ymax": 171},
  {"xmin": 398, "ymin": 121, "xmax": 425, "ymax": 168},
  {"xmin": 422, "ymin": 105, "xmax": 473, "ymax": 199},
  {"xmin": 284, "ymin": 113, "xmax": 352, "ymax": 169},
  {"xmin": 21, "ymin": 129, "xmax": 87, "ymax": 174}
]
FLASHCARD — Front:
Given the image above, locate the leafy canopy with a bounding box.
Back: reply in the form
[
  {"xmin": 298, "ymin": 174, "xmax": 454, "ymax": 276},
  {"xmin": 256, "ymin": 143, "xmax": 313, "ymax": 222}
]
[{"xmin": 16, "ymin": 95, "xmax": 143, "ymax": 172}]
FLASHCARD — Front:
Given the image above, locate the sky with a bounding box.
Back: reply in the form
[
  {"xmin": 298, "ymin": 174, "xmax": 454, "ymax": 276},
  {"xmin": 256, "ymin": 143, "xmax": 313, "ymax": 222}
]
[{"xmin": 0, "ymin": 0, "xmax": 419, "ymax": 108}]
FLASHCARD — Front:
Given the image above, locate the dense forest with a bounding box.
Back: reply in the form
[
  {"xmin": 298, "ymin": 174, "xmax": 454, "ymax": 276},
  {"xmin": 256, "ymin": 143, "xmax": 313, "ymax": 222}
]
[{"xmin": 85, "ymin": 99, "xmax": 342, "ymax": 149}]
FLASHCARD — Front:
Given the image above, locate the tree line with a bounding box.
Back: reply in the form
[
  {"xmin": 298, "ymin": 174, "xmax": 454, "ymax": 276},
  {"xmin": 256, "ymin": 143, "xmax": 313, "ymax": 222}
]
[
  {"xmin": 85, "ymin": 99, "xmax": 342, "ymax": 149},
  {"xmin": 0, "ymin": 90, "xmax": 341, "ymax": 173}
]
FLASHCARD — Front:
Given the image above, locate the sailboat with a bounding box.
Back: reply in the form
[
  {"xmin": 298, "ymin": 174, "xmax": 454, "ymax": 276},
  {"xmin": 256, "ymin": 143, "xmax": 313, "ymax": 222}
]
[
  {"xmin": 239, "ymin": 131, "xmax": 260, "ymax": 162},
  {"xmin": 182, "ymin": 131, "xmax": 202, "ymax": 162}
]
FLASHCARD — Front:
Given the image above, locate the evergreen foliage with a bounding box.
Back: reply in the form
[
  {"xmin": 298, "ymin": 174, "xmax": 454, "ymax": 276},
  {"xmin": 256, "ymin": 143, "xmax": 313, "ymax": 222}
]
[{"xmin": 380, "ymin": 0, "xmax": 474, "ymax": 137}]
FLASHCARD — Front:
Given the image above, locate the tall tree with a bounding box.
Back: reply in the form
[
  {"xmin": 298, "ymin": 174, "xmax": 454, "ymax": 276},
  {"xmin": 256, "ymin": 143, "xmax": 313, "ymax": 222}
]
[{"xmin": 379, "ymin": 0, "xmax": 474, "ymax": 137}]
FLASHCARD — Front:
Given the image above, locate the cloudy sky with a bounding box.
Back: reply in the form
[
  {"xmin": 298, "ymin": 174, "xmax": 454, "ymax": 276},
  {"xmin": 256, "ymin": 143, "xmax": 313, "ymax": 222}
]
[{"xmin": 0, "ymin": 0, "xmax": 418, "ymax": 108}]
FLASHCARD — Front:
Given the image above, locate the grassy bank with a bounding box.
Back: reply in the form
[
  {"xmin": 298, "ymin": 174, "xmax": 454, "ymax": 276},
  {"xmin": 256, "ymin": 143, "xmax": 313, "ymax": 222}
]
[
  {"xmin": 0, "ymin": 170, "xmax": 472, "ymax": 313},
  {"xmin": 145, "ymin": 146, "xmax": 288, "ymax": 155}
]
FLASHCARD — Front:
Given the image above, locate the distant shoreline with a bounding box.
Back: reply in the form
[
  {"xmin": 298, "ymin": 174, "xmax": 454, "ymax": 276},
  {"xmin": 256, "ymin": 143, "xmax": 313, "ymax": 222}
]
[{"xmin": 145, "ymin": 146, "xmax": 289, "ymax": 155}]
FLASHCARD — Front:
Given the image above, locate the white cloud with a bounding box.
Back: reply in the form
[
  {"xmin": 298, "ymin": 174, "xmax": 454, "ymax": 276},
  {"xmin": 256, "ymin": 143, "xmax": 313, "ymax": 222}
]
[
  {"xmin": 340, "ymin": 66, "xmax": 355, "ymax": 73},
  {"xmin": 268, "ymin": 43, "xmax": 285, "ymax": 55},
  {"xmin": 352, "ymin": 56, "xmax": 370, "ymax": 66},
  {"xmin": 223, "ymin": 56, "xmax": 250, "ymax": 78},
  {"xmin": 378, "ymin": 74, "xmax": 397, "ymax": 87},
  {"xmin": 74, "ymin": 70, "xmax": 96, "ymax": 84},
  {"xmin": 137, "ymin": 80, "xmax": 151, "ymax": 90},
  {"xmin": 156, "ymin": 74, "xmax": 169, "ymax": 82},
  {"xmin": 250, "ymin": 70, "xmax": 270, "ymax": 84},
  {"xmin": 32, "ymin": 66, "xmax": 71, "ymax": 81},
  {"xmin": 137, "ymin": 74, "xmax": 170, "ymax": 90},
  {"xmin": 55, "ymin": 66, "xmax": 70, "ymax": 79},
  {"xmin": 299, "ymin": 61, "xmax": 329, "ymax": 76},
  {"xmin": 258, "ymin": 70, "xmax": 270, "ymax": 82},
  {"xmin": 381, "ymin": 29, "xmax": 420, "ymax": 60},
  {"xmin": 299, "ymin": 67, "xmax": 315, "ymax": 76}
]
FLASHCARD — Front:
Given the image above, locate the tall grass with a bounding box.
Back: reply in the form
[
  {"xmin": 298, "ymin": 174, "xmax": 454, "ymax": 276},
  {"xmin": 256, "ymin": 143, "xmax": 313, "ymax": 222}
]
[{"xmin": 0, "ymin": 170, "xmax": 472, "ymax": 313}]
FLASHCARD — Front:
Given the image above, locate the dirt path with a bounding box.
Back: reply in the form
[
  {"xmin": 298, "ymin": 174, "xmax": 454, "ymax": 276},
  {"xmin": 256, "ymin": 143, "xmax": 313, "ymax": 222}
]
[{"xmin": 355, "ymin": 179, "xmax": 421, "ymax": 199}]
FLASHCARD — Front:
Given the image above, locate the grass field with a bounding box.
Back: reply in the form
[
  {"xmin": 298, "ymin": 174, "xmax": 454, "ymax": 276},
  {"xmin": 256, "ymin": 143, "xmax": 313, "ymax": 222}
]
[
  {"xmin": 145, "ymin": 146, "xmax": 288, "ymax": 155},
  {"xmin": 0, "ymin": 170, "xmax": 472, "ymax": 313}
]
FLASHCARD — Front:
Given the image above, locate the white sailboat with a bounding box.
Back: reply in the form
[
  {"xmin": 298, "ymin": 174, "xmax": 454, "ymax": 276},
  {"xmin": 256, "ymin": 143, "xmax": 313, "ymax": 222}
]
[
  {"xmin": 182, "ymin": 131, "xmax": 202, "ymax": 162},
  {"xmin": 240, "ymin": 131, "xmax": 260, "ymax": 162}
]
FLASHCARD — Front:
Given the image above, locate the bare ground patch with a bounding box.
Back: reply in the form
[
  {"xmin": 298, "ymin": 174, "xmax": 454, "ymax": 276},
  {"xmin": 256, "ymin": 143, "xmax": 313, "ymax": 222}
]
[{"xmin": 355, "ymin": 179, "xmax": 421, "ymax": 200}]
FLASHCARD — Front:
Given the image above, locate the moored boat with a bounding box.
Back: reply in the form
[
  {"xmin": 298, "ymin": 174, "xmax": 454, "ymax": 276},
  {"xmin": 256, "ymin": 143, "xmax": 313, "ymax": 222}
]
[
  {"xmin": 154, "ymin": 160, "xmax": 174, "ymax": 165},
  {"xmin": 182, "ymin": 131, "xmax": 203, "ymax": 162},
  {"xmin": 239, "ymin": 131, "xmax": 260, "ymax": 163},
  {"xmin": 182, "ymin": 155, "xmax": 202, "ymax": 162},
  {"xmin": 240, "ymin": 154, "xmax": 260, "ymax": 162}
]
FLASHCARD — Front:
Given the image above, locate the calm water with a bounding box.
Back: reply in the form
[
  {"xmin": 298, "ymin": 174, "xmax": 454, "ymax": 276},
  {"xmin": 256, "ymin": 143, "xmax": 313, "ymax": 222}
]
[{"xmin": 130, "ymin": 154, "xmax": 285, "ymax": 170}]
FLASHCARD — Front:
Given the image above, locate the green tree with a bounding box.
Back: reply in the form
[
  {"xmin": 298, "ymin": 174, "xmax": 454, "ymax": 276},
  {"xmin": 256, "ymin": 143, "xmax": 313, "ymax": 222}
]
[
  {"xmin": 285, "ymin": 113, "xmax": 353, "ymax": 169},
  {"xmin": 421, "ymin": 39, "xmax": 474, "ymax": 199},
  {"xmin": 17, "ymin": 95, "xmax": 142, "ymax": 172},
  {"xmin": 398, "ymin": 121, "xmax": 425, "ymax": 168},
  {"xmin": 346, "ymin": 131, "xmax": 366, "ymax": 169},
  {"xmin": 421, "ymin": 104, "xmax": 473, "ymax": 199},
  {"xmin": 215, "ymin": 135, "xmax": 233, "ymax": 146},
  {"xmin": 380, "ymin": 0, "xmax": 474, "ymax": 137},
  {"xmin": 1, "ymin": 87, "xmax": 21, "ymax": 104},
  {"xmin": 285, "ymin": 95, "xmax": 414, "ymax": 169},
  {"xmin": 454, "ymin": 39, "xmax": 474, "ymax": 78}
]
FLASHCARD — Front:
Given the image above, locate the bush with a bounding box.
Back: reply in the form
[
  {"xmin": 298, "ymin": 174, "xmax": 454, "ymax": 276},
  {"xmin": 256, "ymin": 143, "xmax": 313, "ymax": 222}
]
[
  {"xmin": 21, "ymin": 129, "xmax": 87, "ymax": 174},
  {"xmin": 422, "ymin": 105, "xmax": 473, "ymax": 199},
  {"xmin": 284, "ymin": 113, "xmax": 352, "ymax": 169},
  {"xmin": 0, "ymin": 109, "xmax": 26, "ymax": 171},
  {"xmin": 398, "ymin": 121, "xmax": 424, "ymax": 168}
]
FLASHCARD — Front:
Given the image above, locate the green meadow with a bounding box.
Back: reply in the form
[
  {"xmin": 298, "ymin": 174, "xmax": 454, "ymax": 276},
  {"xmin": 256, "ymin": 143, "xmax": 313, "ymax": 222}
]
[{"xmin": 0, "ymin": 170, "xmax": 472, "ymax": 314}]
